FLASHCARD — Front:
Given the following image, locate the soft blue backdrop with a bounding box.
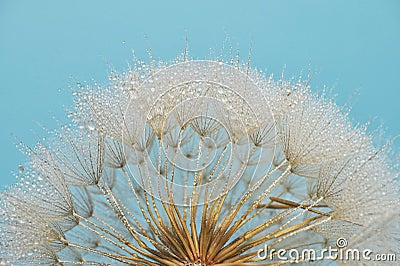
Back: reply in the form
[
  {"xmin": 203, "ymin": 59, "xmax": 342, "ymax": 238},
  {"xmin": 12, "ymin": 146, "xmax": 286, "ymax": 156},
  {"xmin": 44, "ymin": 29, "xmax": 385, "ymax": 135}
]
[{"xmin": 1, "ymin": 0, "xmax": 399, "ymax": 187}]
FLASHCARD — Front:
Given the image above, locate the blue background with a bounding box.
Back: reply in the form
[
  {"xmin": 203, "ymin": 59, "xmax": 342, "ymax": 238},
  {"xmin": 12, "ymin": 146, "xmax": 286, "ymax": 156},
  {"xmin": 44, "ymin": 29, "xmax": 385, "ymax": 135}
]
[{"xmin": 1, "ymin": 0, "xmax": 399, "ymax": 188}]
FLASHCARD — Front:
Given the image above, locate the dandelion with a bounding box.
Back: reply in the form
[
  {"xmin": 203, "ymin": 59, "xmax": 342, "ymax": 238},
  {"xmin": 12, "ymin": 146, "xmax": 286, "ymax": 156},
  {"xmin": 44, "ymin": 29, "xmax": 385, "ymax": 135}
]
[{"xmin": 1, "ymin": 47, "xmax": 399, "ymax": 265}]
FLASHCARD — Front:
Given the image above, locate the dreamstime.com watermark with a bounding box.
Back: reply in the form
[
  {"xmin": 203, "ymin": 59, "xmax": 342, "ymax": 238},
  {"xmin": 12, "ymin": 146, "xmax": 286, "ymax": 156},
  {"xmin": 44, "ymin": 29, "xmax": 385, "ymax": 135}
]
[{"xmin": 257, "ymin": 238, "xmax": 397, "ymax": 263}]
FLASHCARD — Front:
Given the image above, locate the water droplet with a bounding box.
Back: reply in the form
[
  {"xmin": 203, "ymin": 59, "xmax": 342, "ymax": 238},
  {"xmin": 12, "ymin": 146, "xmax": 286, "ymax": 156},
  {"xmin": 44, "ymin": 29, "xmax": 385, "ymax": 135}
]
[
  {"xmin": 18, "ymin": 165, "xmax": 24, "ymax": 173},
  {"xmin": 87, "ymin": 123, "xmax": 96, "ymax": 131}
]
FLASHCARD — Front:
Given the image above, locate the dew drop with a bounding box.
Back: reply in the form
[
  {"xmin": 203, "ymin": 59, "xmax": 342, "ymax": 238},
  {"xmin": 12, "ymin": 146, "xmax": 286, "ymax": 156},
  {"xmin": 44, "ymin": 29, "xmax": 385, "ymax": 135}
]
[
  {"xmin": 18, "ymin": 165, "xmax": 24, "ymax": 173},
  {"xmin": 86, "ymin": 122, "xmax": 96, "ymax": 131}
]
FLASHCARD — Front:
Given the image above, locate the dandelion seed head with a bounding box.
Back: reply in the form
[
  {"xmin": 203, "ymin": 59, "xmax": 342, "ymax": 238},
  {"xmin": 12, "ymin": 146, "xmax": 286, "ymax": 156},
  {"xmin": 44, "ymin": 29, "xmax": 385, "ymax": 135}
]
[{"xmin": 1, "ymin": 46, "xmax": 399, "ymax": 265}]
